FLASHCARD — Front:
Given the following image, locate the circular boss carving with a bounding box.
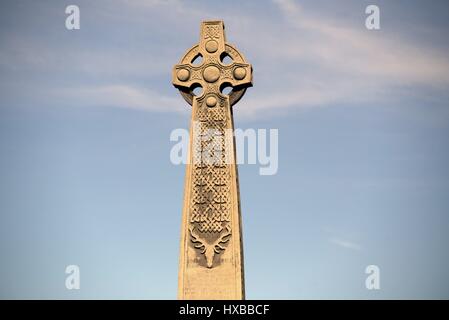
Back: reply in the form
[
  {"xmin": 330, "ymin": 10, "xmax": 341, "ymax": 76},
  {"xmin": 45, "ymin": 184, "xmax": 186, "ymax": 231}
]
[
  {"xmin": 203, "ymin": 66, "xmax": 220, "ymax": 83},
  {"xmin": 177, "ymin": 69, "xmax": 190, "ymax": 81},
  {"xmin": 176, "ymin": 44, "xmax": 248, "ymax": 107},
  {"xmin": 205, "ymin": 40, "xmax": 218, "ymax": 53}
]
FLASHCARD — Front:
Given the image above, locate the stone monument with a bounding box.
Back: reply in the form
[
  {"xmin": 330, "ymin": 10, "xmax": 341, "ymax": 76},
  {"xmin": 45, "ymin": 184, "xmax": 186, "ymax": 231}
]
[{"xmin": 172, "ymin": 20, "xmax": 253, "ymax": 299}]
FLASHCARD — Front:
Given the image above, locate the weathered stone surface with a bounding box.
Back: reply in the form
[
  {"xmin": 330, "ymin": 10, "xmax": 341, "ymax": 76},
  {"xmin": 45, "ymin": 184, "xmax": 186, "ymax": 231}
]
[{"xmin": 172, "ymin": 20, "xmax": 253, "ymax": 300}]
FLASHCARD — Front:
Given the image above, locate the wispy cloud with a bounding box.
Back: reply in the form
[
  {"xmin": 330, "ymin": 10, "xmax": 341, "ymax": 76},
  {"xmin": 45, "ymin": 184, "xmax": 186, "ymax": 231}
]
[
  {"xmin": 235, "ymin": 0, "xmax": 449, "ymax": 116},
  {"xmin": 329, "ymin": 237, "xmax": 362, "ymax": 251},
  {"xmin": 2, "ymin": 0, "xmax": 448, "ymax": 118},
  {"xmin": 324, "ymin": 226, "xmax": 362, "ymax": 252},
  {"xmin": 54, "ymin": 85, "xmax": 185, "ymax": 113},
  {"xmin": 272, "ymin": 0, "xmax": 449, "ymax": 84}
]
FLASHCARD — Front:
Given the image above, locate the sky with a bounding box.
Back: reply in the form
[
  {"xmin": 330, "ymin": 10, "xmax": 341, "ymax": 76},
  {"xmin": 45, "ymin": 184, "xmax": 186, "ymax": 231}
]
[{"xmin": 0, "ymin": 0, "xmax": 449, "ymax": 299}]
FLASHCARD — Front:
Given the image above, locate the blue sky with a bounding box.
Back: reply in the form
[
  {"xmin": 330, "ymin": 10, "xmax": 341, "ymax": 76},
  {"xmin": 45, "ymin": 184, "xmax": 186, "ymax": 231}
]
[{"xmin": 0, "ymin": 0, "xmax": 449, "ymax": 299}]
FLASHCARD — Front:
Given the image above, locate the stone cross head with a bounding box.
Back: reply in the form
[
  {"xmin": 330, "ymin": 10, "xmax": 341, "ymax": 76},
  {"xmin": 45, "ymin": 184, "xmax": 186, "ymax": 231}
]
[{"xmin": 172, "ymin": 20, "xmax": 253, "ymax": 108}]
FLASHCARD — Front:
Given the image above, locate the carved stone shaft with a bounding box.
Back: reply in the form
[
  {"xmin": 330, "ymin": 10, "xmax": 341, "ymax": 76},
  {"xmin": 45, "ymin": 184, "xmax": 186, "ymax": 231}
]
[{"xmin": 172, "ymin": 21, "xmax": 253, "ymax": 300}]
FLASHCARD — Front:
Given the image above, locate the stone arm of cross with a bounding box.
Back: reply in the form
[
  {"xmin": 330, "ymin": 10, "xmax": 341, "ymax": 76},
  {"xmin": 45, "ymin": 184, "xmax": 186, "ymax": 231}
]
[{"xmin": 172, "ymin": 61, "xmax": 252, "ymax": 93}]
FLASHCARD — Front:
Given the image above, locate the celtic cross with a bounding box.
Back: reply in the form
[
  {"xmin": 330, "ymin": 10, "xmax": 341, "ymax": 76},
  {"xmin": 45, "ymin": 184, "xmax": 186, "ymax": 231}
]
[{"xmin": 172, "ymin": 20, "xmax": 252, "ymax": 300}]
